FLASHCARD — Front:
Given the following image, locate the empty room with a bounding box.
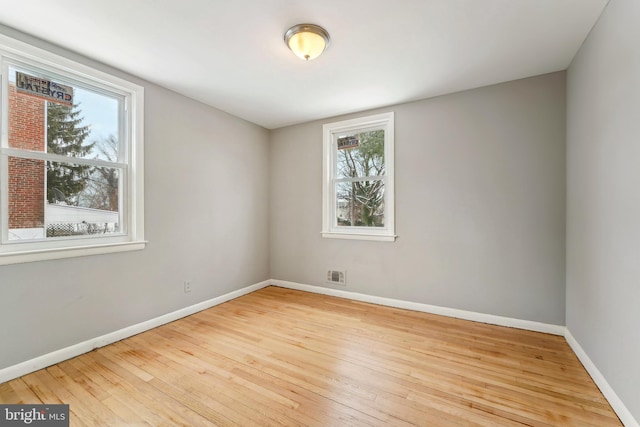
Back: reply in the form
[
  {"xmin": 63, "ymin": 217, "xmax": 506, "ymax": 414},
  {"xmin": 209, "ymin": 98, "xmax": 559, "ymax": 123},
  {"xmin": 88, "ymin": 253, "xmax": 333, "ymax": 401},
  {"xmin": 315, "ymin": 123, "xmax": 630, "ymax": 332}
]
[{"xmin": 0, "ymin": 0, "xmax": 638, "ymax": 426}]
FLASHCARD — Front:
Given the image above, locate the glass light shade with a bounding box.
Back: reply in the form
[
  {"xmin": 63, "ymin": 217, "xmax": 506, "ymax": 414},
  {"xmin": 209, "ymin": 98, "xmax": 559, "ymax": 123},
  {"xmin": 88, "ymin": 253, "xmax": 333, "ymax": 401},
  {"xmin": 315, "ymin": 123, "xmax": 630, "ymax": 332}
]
[{"xmin": 284, "ymin": 24, "xmax": 330, "ymax": 61}]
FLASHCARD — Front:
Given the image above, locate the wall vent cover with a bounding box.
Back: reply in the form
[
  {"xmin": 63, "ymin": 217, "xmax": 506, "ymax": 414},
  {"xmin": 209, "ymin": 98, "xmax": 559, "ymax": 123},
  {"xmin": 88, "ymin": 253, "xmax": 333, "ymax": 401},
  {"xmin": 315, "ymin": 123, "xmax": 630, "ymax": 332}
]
[{"xmin": 327, "ymin": 270, "xmax": 346, "ymax": 285}]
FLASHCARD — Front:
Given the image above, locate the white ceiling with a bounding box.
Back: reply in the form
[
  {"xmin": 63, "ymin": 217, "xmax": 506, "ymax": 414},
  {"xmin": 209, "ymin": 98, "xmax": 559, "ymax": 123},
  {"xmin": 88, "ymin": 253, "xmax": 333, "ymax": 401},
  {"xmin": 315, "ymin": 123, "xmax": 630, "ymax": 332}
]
[{"xmin": 0, "ymin": 0, "xmax": 607, "ymax": 129}]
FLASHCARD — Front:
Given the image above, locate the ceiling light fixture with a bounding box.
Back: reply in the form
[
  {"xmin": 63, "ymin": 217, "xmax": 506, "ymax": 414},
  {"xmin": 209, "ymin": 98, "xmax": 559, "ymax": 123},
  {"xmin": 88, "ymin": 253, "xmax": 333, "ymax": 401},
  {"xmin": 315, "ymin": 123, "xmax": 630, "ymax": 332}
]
[{"xmin": 284, "ymin": 23, "xmax": 330, "ymax": 61}]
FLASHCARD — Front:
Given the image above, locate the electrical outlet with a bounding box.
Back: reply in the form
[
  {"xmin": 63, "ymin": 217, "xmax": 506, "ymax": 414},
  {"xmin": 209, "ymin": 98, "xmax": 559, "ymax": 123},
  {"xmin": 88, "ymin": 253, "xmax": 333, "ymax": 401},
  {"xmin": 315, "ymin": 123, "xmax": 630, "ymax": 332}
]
[{"xmin": 183, "ymin": 281, "xmax": 192, "ymax": 293}]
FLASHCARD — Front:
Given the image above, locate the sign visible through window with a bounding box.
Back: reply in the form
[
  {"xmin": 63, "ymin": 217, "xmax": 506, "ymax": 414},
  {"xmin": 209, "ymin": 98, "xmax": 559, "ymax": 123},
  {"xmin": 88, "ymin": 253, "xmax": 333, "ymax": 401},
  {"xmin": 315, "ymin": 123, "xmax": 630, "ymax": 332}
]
[{"xmin": 15, "ymin": 71, "xmax": 74, "ymax": 105}]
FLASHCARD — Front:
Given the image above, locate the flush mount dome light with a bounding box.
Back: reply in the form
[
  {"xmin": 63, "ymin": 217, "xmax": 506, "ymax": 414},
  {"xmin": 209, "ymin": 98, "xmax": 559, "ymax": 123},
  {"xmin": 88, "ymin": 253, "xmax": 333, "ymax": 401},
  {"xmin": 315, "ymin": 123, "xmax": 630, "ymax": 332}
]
[{"xmin": 284, "ymin": 23, "xmax": 330, "ymax": 61}]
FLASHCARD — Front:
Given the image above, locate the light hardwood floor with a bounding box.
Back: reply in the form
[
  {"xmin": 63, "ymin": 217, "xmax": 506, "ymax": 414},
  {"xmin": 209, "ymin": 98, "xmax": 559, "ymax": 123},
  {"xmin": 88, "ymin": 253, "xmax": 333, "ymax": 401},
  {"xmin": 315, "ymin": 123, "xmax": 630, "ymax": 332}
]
[{"xmin": 0, "ymin": 286, "xmax": 622, "ymax": 426}]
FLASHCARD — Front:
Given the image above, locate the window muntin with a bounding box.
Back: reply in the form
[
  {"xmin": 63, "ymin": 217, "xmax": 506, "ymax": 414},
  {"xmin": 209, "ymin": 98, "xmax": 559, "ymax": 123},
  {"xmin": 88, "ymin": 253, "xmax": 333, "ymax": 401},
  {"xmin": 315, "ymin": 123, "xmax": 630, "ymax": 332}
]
[
  {"xmin": 322, "ymin": 113, "xmax": 395, "ymax": 241},
  {"xmin": 0, "ymin": 34, "xmax": 144, "ymax": 264}
]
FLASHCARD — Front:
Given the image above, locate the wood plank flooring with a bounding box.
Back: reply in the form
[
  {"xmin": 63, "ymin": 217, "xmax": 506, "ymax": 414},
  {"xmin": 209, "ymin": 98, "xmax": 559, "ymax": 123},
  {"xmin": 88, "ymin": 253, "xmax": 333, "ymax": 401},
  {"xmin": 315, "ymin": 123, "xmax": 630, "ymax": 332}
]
[{"xmin": 0, "ymin": 286, "xmax": 622, "ymax": 426}]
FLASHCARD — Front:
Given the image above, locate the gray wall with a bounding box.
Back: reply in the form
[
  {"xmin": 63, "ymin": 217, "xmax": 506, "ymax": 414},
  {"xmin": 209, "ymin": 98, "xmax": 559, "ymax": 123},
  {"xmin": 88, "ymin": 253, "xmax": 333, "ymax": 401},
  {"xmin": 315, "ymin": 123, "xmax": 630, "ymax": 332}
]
[
  {"xmin": 0, "ymin": 27, "xmax": 270, "ymax": 370},
  {"xmin": 270, "ymin": 72, "xmax": 566, "ymax": 325},
  {"xmin": 566, "ymin": 0, "xmax": 640, "ymax": 421}
]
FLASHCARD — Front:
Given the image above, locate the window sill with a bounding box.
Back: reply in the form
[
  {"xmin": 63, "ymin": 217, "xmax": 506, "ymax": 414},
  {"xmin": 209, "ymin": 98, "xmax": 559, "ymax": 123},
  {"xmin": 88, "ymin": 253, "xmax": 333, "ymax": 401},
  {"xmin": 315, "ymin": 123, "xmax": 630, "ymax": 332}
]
[
  {"xmin": 321, "ymin": 232, "xmax": 397, "ymax": 242},
  {"xmin": 0, "ymin": 241, "xmax": 147, "ymax": 265}
]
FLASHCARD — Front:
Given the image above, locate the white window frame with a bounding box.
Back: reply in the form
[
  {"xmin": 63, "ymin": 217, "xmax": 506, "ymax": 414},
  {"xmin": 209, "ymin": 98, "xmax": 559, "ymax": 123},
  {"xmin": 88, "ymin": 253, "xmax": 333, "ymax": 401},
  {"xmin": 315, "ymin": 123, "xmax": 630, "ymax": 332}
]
[
  {"xmin": 0, "ymin": 33, "xmax": 145, "ymax": 265},
  {"xmin": 322, "ymin": 112, "xmax": 396, "ymax": 242}
]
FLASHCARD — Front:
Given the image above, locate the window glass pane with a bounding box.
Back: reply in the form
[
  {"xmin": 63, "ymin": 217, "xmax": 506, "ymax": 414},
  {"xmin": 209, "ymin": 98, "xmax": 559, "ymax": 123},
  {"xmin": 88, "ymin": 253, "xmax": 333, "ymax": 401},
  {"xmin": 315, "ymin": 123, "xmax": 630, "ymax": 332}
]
[
  {"xmin": 336, "ymin": 129, "xmax": 385, "ymax": 179},
  {"xmin": 46, "ymin": 160, "xmax": 121, "ymax": 235},
  {"xmin": 8, "ymin": 65, "xmax": 120, "ymax": 161},
  {"xmin": 7, "ymin": 156, "xmax": 121, "ymax": 241},
  {"xmin": 336, "ymin": 180, "xmax": 385, "ymax": 227}
]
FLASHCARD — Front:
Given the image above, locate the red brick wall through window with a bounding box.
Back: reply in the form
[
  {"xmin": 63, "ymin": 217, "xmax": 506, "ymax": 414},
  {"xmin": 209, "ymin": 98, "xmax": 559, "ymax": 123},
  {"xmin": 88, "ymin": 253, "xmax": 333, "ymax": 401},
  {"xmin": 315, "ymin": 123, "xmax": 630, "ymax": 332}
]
[{"xmin": 7, "ymin": 84, "xmax": 46, "ymax": 229}]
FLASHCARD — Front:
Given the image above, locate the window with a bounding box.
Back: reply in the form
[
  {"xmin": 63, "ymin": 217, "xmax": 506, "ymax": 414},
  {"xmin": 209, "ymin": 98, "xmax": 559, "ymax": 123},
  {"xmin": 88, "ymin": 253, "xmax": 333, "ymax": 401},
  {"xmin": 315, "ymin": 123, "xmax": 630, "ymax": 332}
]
[
  {"xmin": 0, "ymin": 34, "xmax": 145, "ymax": 265},
  {"xmin": 322, "ymin": 112, "xmax": 395, "ymax": 241}
]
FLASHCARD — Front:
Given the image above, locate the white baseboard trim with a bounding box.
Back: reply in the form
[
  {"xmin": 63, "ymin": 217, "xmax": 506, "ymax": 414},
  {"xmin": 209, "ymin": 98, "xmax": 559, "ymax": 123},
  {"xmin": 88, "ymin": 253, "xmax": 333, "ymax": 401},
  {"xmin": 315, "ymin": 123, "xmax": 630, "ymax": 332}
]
[
  {"xmin": 565, "ymin": 329, "xmax": 638, "ymax": 427},
  {"xmin": 0, "ymin": 280, "xmax": 271, "ymax": 384},
  {"xmin": 270, "ymin": 279, "xmax": 565, "ymax": 336}
]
